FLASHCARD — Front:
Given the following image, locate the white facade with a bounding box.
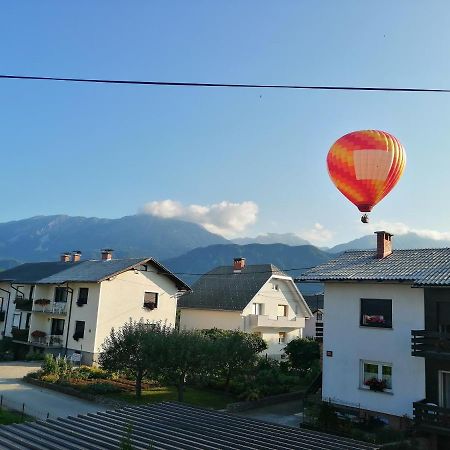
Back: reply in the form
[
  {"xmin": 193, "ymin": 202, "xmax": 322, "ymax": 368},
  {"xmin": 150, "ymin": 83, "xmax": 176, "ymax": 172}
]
[
  {"xmin": 180, "ymin": 276, "xmax": 311, "ymax": 357},
  {"xmin": 323, "ymin": 282, "xmax": 426, "ymax": 417},
  {"xmin": 1, "ymin": 263, "xmax": 183, "ymax": 364}
]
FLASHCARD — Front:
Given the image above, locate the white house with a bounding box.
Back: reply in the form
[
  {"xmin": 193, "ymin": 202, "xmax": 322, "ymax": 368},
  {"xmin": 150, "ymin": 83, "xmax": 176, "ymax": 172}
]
[
  {"xmin": 300, "ymin": 231, "xmax": 450, "ymax": 449},
  {"xmin": 0, "ymin": 250, "xmax": 190, "ymax": 364},
  {"xmin": 178, "ymin": 257, "xmax": 312, "ymax": 358}
]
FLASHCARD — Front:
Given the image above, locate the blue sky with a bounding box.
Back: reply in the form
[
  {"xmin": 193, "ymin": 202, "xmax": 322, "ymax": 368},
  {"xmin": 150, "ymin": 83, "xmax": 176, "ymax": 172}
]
[{"xmin": 1, "ymin": 1, "xmax": 450, "ymax": 245}]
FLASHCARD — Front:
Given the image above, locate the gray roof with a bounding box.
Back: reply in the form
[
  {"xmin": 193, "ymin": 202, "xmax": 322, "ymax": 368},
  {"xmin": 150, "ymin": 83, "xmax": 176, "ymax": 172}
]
[
  {"xmin": 178, "ymin": 264, "xmax": 287, "ymax": 311},
  {"xmin": 0, "ymin": 402, "xmax": 378, "ymax": 450},
  {"xmin": 0, "ymin": 258, "xmax": 190, "ymax": 290},
  {"xmin": 299, "ymin": 248, "xmax": 450, "ymax": 287}
]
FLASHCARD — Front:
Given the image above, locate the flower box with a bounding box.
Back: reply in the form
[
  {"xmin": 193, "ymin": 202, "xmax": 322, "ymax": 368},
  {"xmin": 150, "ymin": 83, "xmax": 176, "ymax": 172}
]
[
  {"xmin": 364, "ymin": 377, "xmax": 387, "ymax": 392},
  {"xmin": 31, "ymin": 330, "xmax": 47, "ymax": 338},
  {"xmin": 34, "ymin": 298, "xmax": 51, "ymax": 306}
]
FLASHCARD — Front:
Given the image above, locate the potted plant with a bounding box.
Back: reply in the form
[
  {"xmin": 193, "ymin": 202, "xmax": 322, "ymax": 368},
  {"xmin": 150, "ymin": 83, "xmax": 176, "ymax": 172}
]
[
  {"xmin": 364, "ymin": 377, "xmax": 387, "ymax": 392},
  {"xmin": 34, "ymin": 298, "xmax": 51, "ymax": 306},
  {"xmin": 31, "ymin": 330, "xmax": 47, "ymax": 338}
]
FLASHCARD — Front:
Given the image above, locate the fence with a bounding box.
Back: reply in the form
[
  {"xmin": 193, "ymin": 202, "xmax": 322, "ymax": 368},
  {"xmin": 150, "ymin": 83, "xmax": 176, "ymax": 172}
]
[{"xmin": 0, "ymin": 393, "xmax": 52, "ymax": 421}]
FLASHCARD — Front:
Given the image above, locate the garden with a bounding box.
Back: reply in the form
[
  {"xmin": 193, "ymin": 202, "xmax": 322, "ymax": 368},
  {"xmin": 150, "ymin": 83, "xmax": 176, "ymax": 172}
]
[{"xmin": 25, "ymin": 320, "xmax": 320, "ymax": 410}]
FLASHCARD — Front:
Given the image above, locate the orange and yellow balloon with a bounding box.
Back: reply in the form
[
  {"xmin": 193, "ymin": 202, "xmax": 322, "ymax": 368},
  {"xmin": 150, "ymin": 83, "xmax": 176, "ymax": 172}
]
[{"xmin": 327, "ymin": 130, "xmax": 406, "ymax": 222}]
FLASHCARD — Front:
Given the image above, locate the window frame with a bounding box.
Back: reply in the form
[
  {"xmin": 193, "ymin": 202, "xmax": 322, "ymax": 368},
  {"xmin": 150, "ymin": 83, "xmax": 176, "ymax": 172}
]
[
  {"xmin": 360, "ymin": 360, "xmax": 393, "ymax": 392},
  {"xmin": 277, "ymin": 304, "xmax": 288, "ymax": 317},
  {"xmin": 73, "ymin": 320, "xmax": 85, "ymax": 340},
  {"xmin": 360, "ymin": 298, "xmax": 392, "ymax": 329},
  {"xmin": 77, "ymin": 288, "xmax": 89, "ymax": 306},
  {"xmin": 143, "ymin": 292, "xmax": 159, "ymax": 310},
  {"xmin": 54, "ymin": 287, "xmax": 68, "ymax": 303},
  {"xmin": 252, "ymin": 303, "xmax": 263, "ymax": 315},
  {"xmin": 278, "ymin": 331, "xmax": 286, "ymax": 344}
]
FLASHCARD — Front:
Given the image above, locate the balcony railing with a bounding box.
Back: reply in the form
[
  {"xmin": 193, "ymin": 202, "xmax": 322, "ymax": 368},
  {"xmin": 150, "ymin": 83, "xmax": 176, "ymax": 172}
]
[
  {"xmin": 14, "ymin": 298, "xmax": 33, "ymax": 311},
  {"xmin": 411, "ymin": 330, "xmax": 450, "ymax": 359},
  {"xmin": 30, "ymin": 334, "xmax": 64, "ymax": 347},
  {"xmin": 33, "ymin": 301, "xmax": 67, "ymax": 315},
  {"xmin": 414, "ymin": 400, "xmax": 450, "ymax": 433},
  {"xmin": 246, "ymin": 314, "xmax": 305, "ymax": 330}
]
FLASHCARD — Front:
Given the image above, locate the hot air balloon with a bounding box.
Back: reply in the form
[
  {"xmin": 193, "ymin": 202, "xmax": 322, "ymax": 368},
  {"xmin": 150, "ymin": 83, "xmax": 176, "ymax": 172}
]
[{"xmin": 327, "ymin": 130, "xmax": 406, "ymax": 223}]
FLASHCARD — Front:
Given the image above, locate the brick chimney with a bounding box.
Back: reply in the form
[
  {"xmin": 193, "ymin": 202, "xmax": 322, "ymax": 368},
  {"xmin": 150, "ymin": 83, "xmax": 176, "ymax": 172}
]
[
  {"xmin": 101, "ymin": 249, "xmax": 113, "ymax": 261},
  {"xmin": 60, "ymin": 252, "xmax": 71, "ymax": 263},
  {"xmin": 375, "ymin": 231, "xmax": 393, "ymax": 259},
  {"xmin": 72, "ymin": 251, "xmax": 82, "ymax": 262},
  {"xmin": 233, "ymin": 257, "xmax": 246, "ymax": 273}
]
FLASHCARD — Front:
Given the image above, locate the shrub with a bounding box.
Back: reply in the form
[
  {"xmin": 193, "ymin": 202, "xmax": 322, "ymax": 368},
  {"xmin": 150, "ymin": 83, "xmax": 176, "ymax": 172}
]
[
  {"xmin": 72, "ymin": 365, "xmax": 110, "ymax": 380},
  {"xmin": 85, "ymin": 382, "xmax": 122, "ymax": 395},
  {"xmin": 41, "ymin": 373, "xmax": 59, "ymax": 383},
  {"xmin": 30, "ymin": 330, "xmax": 46, "ymax": 338},
  {"xmin": 27, "ymin": 370, "xmax": 43, "ymax": 379},
  {"xmin": 42, "ymin": 354, "xmax": 58, "ymax": 375}
]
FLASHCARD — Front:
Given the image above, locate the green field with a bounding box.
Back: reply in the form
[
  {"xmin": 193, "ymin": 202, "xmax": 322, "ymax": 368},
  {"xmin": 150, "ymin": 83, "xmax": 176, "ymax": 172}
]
[{"xmin": 0, "ymin": 408, "xmax": 26, "ymax": 425}]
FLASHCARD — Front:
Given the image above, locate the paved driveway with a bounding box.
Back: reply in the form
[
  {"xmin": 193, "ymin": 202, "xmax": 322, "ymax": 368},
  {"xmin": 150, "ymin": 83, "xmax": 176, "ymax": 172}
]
[{"xmin": 0, "ymin": 361, "xmax": 108, "ymax": 420}]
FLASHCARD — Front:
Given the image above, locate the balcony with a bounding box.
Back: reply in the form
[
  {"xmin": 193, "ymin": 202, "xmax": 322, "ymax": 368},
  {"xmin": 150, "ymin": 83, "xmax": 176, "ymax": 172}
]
[
  {"xmin": 11, "ymin": 327, "xmax": 30, "ymax": 342},
  {"xmin": 246, "ymin": 314, "xmax": 305, "ymax": 330},
  {"xmin": 33, "ymin": 300, "xmax": 67, "ymax": 315},
  {"xmin": 14, "ymin": 298, "xmax": 32, "ymax": 311},
  {"xmin": 30, "ymin": 334, "xmax": 64, "ymax": 348},
  {"xmin": 411, "ymin": 330, "xmax": 450, "ymax": 360},
  {"xmin": 414, "ymin": 400, "xmax": 450, "ymax": 434}
]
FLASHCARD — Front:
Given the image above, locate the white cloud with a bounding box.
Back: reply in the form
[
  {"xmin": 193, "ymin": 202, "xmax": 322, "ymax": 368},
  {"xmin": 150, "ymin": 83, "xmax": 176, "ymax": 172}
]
[
  {"xmin": 301, "ymin": 223, "xmax": 334, "ymax": 245},
  {"xmin": 366, "ymin": 221, "xmax": 450, "ymax": 241},
  {"xmin": 141, "ymin": 200, "xmax": 258, "ymax": 238}
]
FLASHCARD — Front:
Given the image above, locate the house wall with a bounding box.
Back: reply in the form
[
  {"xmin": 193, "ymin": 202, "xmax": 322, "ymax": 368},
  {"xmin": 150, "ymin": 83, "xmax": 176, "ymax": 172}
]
[
  {"xmin": 323, "ymin": 282, "xmax": 425, "ymax": 418},
  {"xmin": 93, "ymin": 268, "xmax": 179, "ymax": 357},
  {"xmin": 179, "ymin": 277, "xmax": 309, "ymax": 358},
  {"xmin": 179, "ymin": 309, "xmax": 243, "ymax": 331}
]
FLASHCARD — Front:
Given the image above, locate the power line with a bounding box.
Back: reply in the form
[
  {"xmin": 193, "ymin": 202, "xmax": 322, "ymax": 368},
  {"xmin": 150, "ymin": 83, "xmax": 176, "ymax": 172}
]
[{"xmin": 1, "ymin": 74, "xmax": 450, "ymax": 93}]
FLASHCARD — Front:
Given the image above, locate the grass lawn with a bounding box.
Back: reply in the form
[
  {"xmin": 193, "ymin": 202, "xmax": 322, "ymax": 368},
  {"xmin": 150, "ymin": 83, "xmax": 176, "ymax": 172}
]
[
  {"xmin": 107, "ymin": 386, "xmax": 236, "ymax": 409},
  {"xmin": 0, "ymin": 408, "xmax": 27, "ymax": 425}
]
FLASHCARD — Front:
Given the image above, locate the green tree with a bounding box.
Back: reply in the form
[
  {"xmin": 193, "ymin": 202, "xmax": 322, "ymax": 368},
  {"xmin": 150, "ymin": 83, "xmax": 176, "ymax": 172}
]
[
  {"xmin": 99, "ymin": 319, "xmax": 169, "ymax": 397},
  {"xmin": 283, "ymin": 337, "xmax": 320, "ymax": 375},
  {"xmin": 202, "ymin": 329, "xmax": 267, "ymax": 390},
  {"xmin": 158, "ymin": 329, "xmax": 211, "ymax": 401}
]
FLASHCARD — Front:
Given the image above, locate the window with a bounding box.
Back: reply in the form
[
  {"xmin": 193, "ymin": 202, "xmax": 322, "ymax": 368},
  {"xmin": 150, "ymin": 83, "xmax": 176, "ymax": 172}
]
[
  {"xmin": 77, "ymin": 288, "xmax": 89, "ymax": 305},
  {"xmin": 272, "ymin": 284, "xmax": 279, "ymax": 291},
  {"xmin": 278, "ymin": 332, "xmax": 286, "ymax": 344},
  {"xmin": 360, "ymin": 298, "xmax": 392, "ymax": 328},
  {"xmin": 25, "ymin": 313, "xmax": 31, "ymax": 329},
  {"xmin": 277, "ymin": 304, "xmax": 288, "ymax": 317},
  {"xmin": 51, "ymin": 318, "xmax": 65, "ymax": 336},
  {"xmin": 252, "ymin": 303, "xmax": 263, "ymax": 315},
  {"xmin": 361, "ymin": 360, "xmax": 392, "ymax": 391},
  {"xmin": 316, "ymin": 312, "xmax": 323, "ymax": 322},
  {"xmin": 54, "ymin": 287, "xmax": 68, "ymax": 303},
  {"xmin": 143, "ymin": 292, "xmax": 158, "ymax": 310},
  {"xmin": 73, "ymin": 321, "xmax": 85, "ymax": 340}
]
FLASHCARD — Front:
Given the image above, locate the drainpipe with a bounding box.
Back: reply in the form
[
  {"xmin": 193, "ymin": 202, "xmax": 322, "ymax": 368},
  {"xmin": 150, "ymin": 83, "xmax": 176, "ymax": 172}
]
[
  {"xmin": 63, "ymin": 284, "xmax": 74, "ymax": 357},
  {"xmin": 0, "ymin": 287, "xmax": 11, "ymax": 337}
]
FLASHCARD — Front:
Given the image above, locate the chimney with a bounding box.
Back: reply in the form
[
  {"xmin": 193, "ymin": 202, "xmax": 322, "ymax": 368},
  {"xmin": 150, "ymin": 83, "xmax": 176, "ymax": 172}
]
[
  {"xmin": 101, "ymin": 249, "xmax": 113, "ymax": 261},
  {"xmin": 233, "ymin": 257, "xmax": 246, "ymax": 273},
  {"xmin": 72, "ymin": 251, "xmax": 82, "ymax": 262},
  {"xmin": 375, "ymin": 231, "xmax": 393, "ymax": 259},
  {"xmin": 60, "ymin": 252, "xmax": 71, "ymax": 263}
]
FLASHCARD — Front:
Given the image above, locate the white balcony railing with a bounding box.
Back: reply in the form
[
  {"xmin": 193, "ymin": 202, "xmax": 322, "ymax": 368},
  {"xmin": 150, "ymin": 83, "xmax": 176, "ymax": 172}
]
[
  {"xmin": 30, "ymin": 334, "xmax": 64, "ymax": 347},
  {"xmin": 245, "ymin": 314, "xmax": 305, "ymax": 330},
  {"xmin": 32, "ymin": 302, "xmax": 67, "ymax": 315}
]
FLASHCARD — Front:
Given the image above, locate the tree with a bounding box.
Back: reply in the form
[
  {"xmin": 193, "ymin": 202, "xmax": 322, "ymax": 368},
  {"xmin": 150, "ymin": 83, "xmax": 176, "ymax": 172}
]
[
  {"xmin": 283, "ymin": 337, "xmax": 320, "ymax": 375},
  {"xmin": 99, "ymin": 319, "xmax": 169, "ymax": 397},
  {"xmin": 202, "ymin": 329, "xmax": 267, "ymax": 390},
  {"xmin": 158, "ymin": 329, "xmax": 211, "ymax": 401}
]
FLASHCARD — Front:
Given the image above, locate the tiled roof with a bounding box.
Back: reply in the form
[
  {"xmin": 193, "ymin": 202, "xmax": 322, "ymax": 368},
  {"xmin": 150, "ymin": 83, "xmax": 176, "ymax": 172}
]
[
  {"xmin": 178, "ymin": 264, "xmax": 287, "ymax": 311},
  {"xmin": 0, "ymin": 402, "xmax": 378, "ymax": 450},
  {"xmin": 299, "ymin": 248, "xmax": 450, "ymax": 286},
  {"xmin": 0, "ymin": 258, "xmax": 190, "ymax": 290}
]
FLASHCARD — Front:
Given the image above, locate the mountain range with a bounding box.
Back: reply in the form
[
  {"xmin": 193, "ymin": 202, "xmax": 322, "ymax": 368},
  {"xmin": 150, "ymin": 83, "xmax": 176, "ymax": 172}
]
[{"xmin": 0, "ymin": 214, "xmax": 449, "ymax": 295}]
